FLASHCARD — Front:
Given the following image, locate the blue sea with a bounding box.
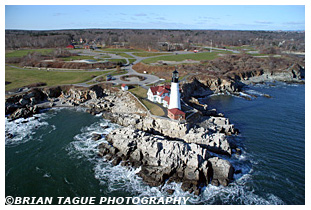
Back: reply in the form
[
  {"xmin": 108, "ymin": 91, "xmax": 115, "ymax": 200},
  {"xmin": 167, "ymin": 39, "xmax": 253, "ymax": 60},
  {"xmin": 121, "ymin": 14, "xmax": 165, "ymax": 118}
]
[{"xmin": 5, "ymin": 82, "xmax": 305, "ymax": 204}]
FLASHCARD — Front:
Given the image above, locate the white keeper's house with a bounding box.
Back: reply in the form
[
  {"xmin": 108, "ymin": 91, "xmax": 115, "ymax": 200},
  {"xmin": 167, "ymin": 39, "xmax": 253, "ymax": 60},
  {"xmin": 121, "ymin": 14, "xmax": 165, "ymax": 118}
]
[{"xmin": 147, "ymin": 85, "xmax": 171, "ymax": 104}]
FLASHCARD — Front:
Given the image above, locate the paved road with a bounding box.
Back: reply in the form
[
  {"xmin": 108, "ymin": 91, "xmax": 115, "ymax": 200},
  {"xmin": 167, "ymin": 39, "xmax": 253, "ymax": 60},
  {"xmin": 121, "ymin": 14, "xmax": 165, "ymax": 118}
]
[{"xmin": 6, "ymin": 49, "xmax": 196, "ymax": 91}]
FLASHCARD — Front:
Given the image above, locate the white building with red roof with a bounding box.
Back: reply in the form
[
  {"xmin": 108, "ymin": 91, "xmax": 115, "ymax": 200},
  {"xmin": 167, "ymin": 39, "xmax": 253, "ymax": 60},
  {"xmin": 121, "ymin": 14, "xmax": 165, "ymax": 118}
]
[
  {"xmin": 147, "ymin": 85, "xmax": 171, "ymax": 104},
  {"xmin": 121, "ymin": 84, "xmax": 128, "ymax": 91},
  {"xmin": 167, "ymin": 108, "xmax": 185, "ymax": 120}
]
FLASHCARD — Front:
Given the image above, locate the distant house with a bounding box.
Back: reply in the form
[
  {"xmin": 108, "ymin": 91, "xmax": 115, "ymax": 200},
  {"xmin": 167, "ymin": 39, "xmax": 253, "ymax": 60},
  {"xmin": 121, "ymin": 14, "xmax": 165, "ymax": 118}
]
[
  {"xmin": 168, "ymin": 108, "xmax": 185, "ymax": 120},
  {"xmin": 147, "ymin": 85, "xmax": 171, "ymax": 104},
  {"xmin": 66, "ymin": 44, "xmax": 75, "ymax": 49},
  {"xmin": 84, "ymin": 44, "xmax": 90, "ymax": 49},
  {"xmin": 121, "ymin": 84, "xmax": 128, "ymax": 91}
]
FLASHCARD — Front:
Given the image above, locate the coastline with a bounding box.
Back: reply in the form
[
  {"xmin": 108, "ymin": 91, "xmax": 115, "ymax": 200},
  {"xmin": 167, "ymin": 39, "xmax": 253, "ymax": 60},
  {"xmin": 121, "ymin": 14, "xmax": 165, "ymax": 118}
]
[{"xmin": 5, "ymin": 71, "xmax": 305, "ymax": 195}]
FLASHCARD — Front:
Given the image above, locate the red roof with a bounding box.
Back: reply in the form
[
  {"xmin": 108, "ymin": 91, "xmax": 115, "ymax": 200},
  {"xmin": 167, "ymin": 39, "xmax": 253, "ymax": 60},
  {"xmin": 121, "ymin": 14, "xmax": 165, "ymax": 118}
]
[
  {"xmin": 157, "ymin": 86, "xmax": 165, "ymax": 92},
  {"xmin": 150, "ymin": 86, "xmax": 158, "ymax": 95},
  {"xmin": 66, "ymin": 45, "xmax": 75, "ymax": 49},
  {"xmin": 121, "ymin": 84, "xmax": 127, "ymax": 87},
  {"xmin": 159, "ymin": 88, "xmax": 169, "ymax": 96},
  {"xmin": 150, "ymin": 85, "xmax": 171, "ymax": 96},
  {"xmin": 168, "ymin": 108, "xmax": 185, "ymax": 116},
  {"xmin": 164, "ymin": 96, "xmax": 170, "ymax": 104}
]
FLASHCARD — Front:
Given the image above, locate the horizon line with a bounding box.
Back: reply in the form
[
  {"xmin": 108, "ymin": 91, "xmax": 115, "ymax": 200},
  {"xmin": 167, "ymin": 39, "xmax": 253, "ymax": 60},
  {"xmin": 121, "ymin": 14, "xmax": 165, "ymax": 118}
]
[{"xmin": 5, "ymin": 28, "xmax": 305, "ymax": 32}]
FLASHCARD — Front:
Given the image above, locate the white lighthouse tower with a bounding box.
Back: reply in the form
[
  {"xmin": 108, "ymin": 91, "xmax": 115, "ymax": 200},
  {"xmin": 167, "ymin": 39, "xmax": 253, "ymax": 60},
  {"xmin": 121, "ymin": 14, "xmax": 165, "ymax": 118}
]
[{"xmin": 168, "ymin": 69, "xmax": 181, "ymax": 110}]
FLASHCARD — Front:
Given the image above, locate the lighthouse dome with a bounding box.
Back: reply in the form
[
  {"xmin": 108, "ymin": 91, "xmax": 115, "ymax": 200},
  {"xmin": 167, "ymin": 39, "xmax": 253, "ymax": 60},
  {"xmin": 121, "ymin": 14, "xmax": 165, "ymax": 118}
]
[{"xmin": 172, "ymin": 69, "xmax": 179, "ymax": 83}]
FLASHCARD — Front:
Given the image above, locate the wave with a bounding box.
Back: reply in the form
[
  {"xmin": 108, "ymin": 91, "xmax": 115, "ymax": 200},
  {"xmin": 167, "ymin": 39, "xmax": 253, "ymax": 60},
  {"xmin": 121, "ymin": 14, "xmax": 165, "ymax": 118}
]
[{"xmin": 5, "ymin": 113, "xmax": 51, "ymax": 146}]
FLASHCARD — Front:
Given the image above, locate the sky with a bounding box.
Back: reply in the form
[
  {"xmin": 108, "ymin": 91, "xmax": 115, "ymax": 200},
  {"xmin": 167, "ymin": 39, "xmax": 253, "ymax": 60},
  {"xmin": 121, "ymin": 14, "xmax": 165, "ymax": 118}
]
[{"xmin": 5, "ymin": 5, "xmax": 305, "ymax": 31}]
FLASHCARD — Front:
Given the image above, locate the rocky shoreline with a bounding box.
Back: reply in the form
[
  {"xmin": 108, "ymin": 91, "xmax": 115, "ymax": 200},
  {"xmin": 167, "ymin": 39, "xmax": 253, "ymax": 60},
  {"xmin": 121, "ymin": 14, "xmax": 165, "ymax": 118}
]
[
  {"xmin": 5, "ymin": 83, "xmax": 240, "ymax": 194},
  {"xmin": 5, "ymin": 68, "xmax": 304, "ymax": 194}
]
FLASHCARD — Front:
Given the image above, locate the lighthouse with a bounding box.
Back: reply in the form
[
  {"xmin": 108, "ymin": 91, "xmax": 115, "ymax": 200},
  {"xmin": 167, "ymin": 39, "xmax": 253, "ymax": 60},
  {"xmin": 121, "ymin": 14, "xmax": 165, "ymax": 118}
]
[{"xmin": 168, "ymin": 69, "xmax": 181, "ymax": 110}]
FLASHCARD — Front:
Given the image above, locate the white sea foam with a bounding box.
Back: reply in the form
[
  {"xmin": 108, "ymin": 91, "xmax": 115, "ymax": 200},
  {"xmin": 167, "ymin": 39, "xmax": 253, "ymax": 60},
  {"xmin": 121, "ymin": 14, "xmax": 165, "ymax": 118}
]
[
  {"xmin": 244, "ymin": 89, "xmax": 264, "ymax": 97},
  {"xmin": 68, "ymin": 117, "xmax": 285, "ymax": 205},
  {"xmin": 5, "ymin": 113, "xmax": 51, "ymax": 146},
  {"xmin": 193, "ymin": 174, "xmax": 284, "ymax": 205},
  {"xmin": 67, "ymin": 118, "xmax": 119, "ymax": 160}
]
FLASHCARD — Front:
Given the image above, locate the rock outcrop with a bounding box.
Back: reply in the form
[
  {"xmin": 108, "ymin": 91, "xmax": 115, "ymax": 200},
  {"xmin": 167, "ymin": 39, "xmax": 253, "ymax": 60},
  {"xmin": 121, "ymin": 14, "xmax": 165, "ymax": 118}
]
[
  {"xmin": 5, "ymin": 84, "xmax": 121, "ymax": 120},
  {"xmin": 99, "ymin": 127, "xmax": 234, "ymax": 195},
  {"xmin": 5, "ymin": 84, "xmax": 238, "ymax": 195},
  {"xmin": 181, "ymin": 59, "xmax": 305, "ymax": 102}
]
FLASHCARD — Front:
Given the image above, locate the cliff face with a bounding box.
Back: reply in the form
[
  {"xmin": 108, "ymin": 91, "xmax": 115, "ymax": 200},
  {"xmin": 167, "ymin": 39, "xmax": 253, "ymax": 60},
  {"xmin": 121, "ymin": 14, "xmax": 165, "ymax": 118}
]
[{"xmin": 182, "ymin": 59, "xmax": 304, "ymax": 100}]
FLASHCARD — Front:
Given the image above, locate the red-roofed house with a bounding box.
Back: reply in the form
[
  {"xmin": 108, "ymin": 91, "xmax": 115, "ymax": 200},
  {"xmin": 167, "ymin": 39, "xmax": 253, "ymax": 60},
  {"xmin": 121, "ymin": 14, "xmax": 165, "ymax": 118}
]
[
  {"xmin": 168, "ymin": 108, "xmax": 185, "ymax": 120},
  {"xmin": 147, "ymin": 85, "xmax": 171, "ymax": 104},
  {"xmin": 121, "ymin": 84, "xmax": 128, "ymax": 91},
  {"xmin": 66, "ymin": 44, "xmax": 75, "ymax": 49}
]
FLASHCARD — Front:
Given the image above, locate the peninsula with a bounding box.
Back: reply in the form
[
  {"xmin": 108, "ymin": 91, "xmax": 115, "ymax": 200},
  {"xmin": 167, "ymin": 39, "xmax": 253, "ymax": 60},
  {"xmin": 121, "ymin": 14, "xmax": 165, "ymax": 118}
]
[{"xmin": 5, "ymin": 29, "xmax": 305, "ymax": 195}]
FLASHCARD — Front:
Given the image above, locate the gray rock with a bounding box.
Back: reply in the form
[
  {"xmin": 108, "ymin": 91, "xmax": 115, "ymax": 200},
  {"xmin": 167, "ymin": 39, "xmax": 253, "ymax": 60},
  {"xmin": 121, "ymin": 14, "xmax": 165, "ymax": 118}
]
[
  {"xmin": 102, "ymin": 127, "xmax": 234, "ymax": 194},
  {"xmin": 208, "ymin": 157, "xmax": 234, "ymax": 187}
]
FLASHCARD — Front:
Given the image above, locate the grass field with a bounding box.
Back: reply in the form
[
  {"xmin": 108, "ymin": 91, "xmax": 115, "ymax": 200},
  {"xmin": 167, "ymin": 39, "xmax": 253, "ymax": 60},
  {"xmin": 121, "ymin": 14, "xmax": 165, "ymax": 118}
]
[
  {"xmin": 5, "ymin": 49, "xmax": 54, "ymax": 58},
  {"xmin": 129, "ymin": 86, "xmax": 147, "ymax": 98},
  {"xmin": 102, "ymin": 48, "xmax": 144, "ymax": 52},
  {"xmin": 132, "ymin": 52, "xmax": 172, "ymax": 57},
  {"xmin": 141, "ymin": 99, "xmax": 165, "ymax": 116},
  {"xmin": 5, "ymin": 66, "xmax": 104, "ymax": 91},
  {"xmin": 128, "ymin": 59, "xmax": 136, "ymax": 64},
  {"xmin": 108, "ymin": 59, "xmax": 127, "ymax": 64},
  {"xmin": 141, "ymin": 51, "xmax": 222, "ymax": 64},
  {"xmin": 61, "ymin": 55, "xmax": 102, "ymax": 61},
  {"xmin": 114, "ymin": 52, "xmax": 135, "ymax": 59},
  {"xmin": 225, "ymin": 45, "xmax": 256, "ymax": 51}
]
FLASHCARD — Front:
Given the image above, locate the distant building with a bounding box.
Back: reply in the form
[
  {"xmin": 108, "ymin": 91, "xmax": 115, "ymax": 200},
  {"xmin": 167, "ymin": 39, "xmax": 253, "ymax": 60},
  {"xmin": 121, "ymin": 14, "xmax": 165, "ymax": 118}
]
[
  {"xmin": 121, "ymin": 84, "xmax": 128, "ymax": 91},
  {"xmin": 66, "ymin": 44, "xmax": 75, "ymax": 49},
  {"xmin": 84, "ymin": 44, "xmax": 90, "ymax": 49}
]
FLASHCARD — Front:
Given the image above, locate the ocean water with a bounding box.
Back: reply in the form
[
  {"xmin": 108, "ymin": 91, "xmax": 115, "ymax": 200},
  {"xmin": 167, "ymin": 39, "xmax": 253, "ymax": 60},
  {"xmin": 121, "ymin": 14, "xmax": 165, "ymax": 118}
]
[{"xmin": 5, "ymin": 83, "xmax": 305, "ymax": 205}]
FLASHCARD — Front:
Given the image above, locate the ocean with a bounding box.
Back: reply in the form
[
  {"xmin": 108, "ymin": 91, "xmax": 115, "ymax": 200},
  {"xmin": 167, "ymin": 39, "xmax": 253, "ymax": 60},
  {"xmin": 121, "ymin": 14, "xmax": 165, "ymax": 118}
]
[{"xmin": 5, "ymin": 82, "xmax": 305, "ymax": 205}]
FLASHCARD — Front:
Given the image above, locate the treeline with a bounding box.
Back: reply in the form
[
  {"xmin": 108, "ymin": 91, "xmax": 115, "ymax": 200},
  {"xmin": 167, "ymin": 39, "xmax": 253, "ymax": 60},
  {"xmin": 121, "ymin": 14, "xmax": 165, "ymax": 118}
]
[{"xmin": 6, "ymin": 29, "xmax": 304, "ymax": 52}]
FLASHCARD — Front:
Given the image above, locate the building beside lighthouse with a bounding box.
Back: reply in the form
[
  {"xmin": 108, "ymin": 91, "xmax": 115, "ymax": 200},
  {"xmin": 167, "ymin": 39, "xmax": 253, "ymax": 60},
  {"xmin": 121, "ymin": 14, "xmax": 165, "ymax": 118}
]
[{"xmin": 168, "ymin": 69, "xmax": 185, "ymax": 120}]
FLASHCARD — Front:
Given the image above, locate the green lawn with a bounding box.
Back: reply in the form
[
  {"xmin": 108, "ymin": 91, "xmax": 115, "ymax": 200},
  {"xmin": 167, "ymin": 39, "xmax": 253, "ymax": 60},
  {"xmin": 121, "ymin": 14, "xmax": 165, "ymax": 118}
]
[
  {"xmin": 132, "ymin": 52, "xmax": 172, "ymax": 57},
  {"xmin": 5, "ymin": 66, "xmax": 104, "ymax": 91},
  {"xmin": 108, "ymin": 59, "xmax": 127, "ymax": 64},
  {"xmin": 141, "ymin": 99, "xmax": 165, "ymax": 116},
  {"xmin": 5, "ymin": 49, "xmax": 55, "ymax": 58},
  {"xmin": 102, "ymin": 48, "xmax": 144, "ymax": 52},
  {"xmin": 141, "ymin": 51, "xmax": 222, "ymax": 64},
  {"xmin": 225, "ymin": 45, "xmax": 256, "ymax": 51},
  {"xmin": 129, "ymin": 86, "xmax": 147, "ymax": 98},
  {"xmin": 114, "ymin": 52, "xmax": 135, "ymax": 59},
  {"xmin": 61, "ymin": 55, "xmax": 101, "ymax": 61},
  {"xmin": 128, "ymin": 59, "xmax": 136, "ymax": 64}
]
